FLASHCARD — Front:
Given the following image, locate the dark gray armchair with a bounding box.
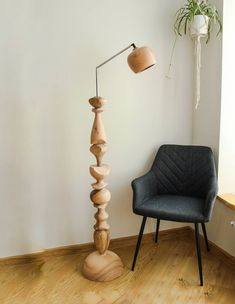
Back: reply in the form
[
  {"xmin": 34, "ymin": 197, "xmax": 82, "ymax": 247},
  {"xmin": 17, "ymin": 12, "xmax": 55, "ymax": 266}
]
[{"xmin": 131, "ymin": 145, "xmax": 218, "ymax": 286}]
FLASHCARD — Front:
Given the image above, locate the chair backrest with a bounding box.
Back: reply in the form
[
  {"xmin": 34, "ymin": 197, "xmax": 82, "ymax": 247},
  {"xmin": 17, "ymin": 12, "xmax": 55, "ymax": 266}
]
[{"xmin": 151, "ymin": 145, "xmax": 217, "ymax": 198}]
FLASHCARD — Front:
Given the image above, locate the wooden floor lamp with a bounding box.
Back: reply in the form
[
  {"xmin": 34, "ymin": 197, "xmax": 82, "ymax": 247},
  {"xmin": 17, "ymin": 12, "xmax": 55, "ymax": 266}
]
[{"xmin": 82, "ymin": 43, "xmax": 156, "ymax": 282}]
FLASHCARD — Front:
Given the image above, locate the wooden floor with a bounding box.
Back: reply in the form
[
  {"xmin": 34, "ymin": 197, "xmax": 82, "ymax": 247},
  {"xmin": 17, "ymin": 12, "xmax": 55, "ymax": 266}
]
[{"xmin": 0, "ymin": 234, "xmax": 235, "ymax": 304}]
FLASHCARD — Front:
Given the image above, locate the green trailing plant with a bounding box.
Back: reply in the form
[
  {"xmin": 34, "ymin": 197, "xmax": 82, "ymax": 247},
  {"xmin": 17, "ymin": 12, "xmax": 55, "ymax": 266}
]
[{"xmin": 174, "ymin": 0, "xmax": 222, "ymax": 43}]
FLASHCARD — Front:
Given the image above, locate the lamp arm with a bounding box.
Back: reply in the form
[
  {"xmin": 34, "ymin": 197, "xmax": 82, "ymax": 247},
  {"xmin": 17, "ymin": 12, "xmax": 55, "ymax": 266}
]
[{"xmin": 95, "ymin": 43, "xmax": 136, "ymax": 96}]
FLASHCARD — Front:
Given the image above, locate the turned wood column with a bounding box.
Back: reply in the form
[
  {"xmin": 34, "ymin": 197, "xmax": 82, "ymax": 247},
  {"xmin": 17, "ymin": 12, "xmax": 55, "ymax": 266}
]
[{"xmin": 82, "ymin": 96, "xmax": 124, "ymax": 282}]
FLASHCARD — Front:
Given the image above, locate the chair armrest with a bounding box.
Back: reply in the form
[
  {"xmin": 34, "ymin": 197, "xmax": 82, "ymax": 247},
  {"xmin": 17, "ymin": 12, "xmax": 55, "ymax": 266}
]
[
  {"xmin": 204, "ymin": 177, "xmax": 218, "ymax": 221},
  {"xmin": 131, "ymin": 171, "xmax": 158, "ymax": 209}
]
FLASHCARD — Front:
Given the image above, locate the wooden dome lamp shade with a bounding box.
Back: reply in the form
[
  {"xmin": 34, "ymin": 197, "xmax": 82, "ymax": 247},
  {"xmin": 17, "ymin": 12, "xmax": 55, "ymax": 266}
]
[
  {"xmin": 82, "ymin": 43, "xmax": 156, "ymax": 282},
  {"xmin": 127, "ymin": 46, "xmax": 156, "ymax": 73}
]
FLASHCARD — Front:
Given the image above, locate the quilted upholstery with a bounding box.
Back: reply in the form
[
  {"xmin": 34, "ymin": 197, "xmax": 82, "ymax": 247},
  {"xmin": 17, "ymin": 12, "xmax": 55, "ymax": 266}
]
[{"xmin": 132, "ymin": 145, "xmax": 218, "ymax": 223}]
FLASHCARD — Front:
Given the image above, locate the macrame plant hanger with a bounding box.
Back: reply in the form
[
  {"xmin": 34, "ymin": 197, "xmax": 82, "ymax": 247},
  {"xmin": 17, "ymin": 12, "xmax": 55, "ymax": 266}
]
[
  {"xmin": 194, "ymin": 34, "xmax": 202, "ymax": 110},
  {"xmin": 167, "ymin": 0, "xmax": 209, "ymax": 110},
  {"xmin": 193, "ymin": 0, "xmax": 208, "ymax": 110}
]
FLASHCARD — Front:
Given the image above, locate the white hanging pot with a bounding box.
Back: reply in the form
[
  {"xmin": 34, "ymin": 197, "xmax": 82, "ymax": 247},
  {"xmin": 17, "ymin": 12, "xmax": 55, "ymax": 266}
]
[{"xmin": 190, "ymin": 15, "xmax": 209, "ymax": 37}]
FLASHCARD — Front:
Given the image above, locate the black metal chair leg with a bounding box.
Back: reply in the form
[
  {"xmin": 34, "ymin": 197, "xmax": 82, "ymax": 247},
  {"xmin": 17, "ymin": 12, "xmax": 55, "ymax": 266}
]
[
  {"xmin": 131, "ymin": 216, "xmax": 147, "ymax": 271},
  {"xmin": 201, "ymin": 223, "xmax": 210, "ymax": 252},
  {"xmin": 194, "ymin": 223, "xmax": 203, "ymax": 286},
  {"xmin": 155, "ymin": 219, "xmax": 160, "ymax": 243}
]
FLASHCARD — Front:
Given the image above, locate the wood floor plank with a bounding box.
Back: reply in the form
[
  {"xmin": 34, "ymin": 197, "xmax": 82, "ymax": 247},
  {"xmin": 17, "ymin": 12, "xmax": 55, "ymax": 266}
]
[{"xmin": 0, "ymin": 235, "xmax": 234, "ymax": 304}]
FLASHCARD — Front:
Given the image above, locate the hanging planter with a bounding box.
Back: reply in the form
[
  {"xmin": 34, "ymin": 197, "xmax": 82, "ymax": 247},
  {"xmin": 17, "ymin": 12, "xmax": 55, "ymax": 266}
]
[
  {"xmin": 190, "ymin": 15, "xmax": 209, "ymax": 36},
  {"xmin": 173, "ymin": 0, "xmax": 222, "ymax": 109}
]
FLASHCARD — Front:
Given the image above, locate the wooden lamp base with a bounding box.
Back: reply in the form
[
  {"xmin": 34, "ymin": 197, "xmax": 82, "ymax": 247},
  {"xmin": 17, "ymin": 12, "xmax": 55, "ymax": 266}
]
[
  {"xmin": 84, "ymin": 97, "xmax": 124, "ymax": 282},
  {"xmin": 82, "ymin": 250, "xmax": 124, "ymax": 282}
]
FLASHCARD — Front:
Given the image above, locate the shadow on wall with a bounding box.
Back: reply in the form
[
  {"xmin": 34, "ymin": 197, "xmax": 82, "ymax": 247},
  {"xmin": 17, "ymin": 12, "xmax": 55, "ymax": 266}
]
[
  {"xmin": 0, "ymin": 95, "xmax": 33, "ymax": 255},
  {"xmin": 0, "ymin": 88, "xmax": 83, "ymax": 255},
  {"xmin": 108, "ymin": 147, "xmax": 158, "ymax": 237}
]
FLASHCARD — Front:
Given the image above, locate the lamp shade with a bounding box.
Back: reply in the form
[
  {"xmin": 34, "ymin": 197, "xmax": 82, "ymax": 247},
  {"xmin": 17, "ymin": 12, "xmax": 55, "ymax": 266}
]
[{"xmin": 127, "ymin": 46, "xmax": 156, "ymax": 73}]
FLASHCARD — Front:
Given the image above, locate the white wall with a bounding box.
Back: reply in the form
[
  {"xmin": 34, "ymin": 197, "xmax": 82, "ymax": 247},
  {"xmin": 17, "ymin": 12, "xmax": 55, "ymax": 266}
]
[
  {"xmin": 0, "ymin": 0, "xmax": 193, "ymax": 258},
  {"xmin": 211, "ymin": 0, "xmax": 235, "ymax": 257},
  {"xmin": 192, "ymin": 0, "xmax": 235, "ymax": 257},
  {"xmin": 218, "ymin": 0, "xmax": 235, "ymax": 193}
]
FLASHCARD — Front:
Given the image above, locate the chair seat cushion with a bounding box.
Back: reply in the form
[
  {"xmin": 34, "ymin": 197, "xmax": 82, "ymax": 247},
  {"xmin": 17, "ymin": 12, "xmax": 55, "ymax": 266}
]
[{"xmin": 134, "ymin": 195, "xmax": 206, "ymax": 223}]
